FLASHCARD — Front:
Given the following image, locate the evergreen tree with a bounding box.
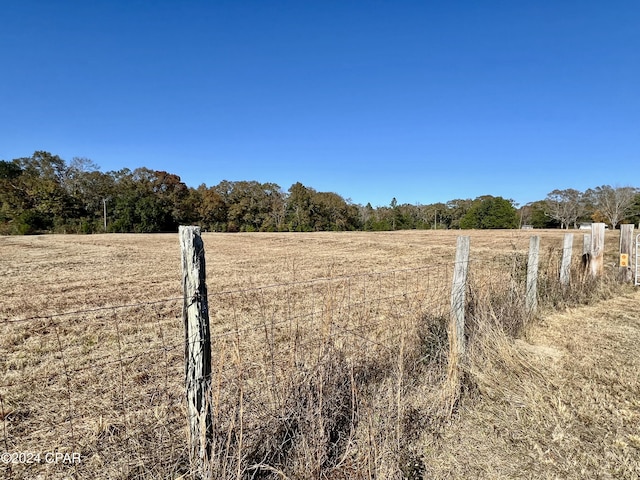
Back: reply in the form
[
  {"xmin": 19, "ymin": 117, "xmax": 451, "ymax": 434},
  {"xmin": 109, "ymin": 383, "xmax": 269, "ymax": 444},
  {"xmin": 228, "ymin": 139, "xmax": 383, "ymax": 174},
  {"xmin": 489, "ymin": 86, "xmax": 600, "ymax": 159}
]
[{"xmin": 460, "ymin": 196, "xmax": 517, "ymax": 229}]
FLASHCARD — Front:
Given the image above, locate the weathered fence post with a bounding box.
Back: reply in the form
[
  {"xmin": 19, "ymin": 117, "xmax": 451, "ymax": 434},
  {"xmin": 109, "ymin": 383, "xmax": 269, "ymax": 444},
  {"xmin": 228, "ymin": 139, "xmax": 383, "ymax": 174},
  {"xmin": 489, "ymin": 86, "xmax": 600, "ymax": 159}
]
[
  {"xmin": 590, "ymin": 223, "xmax": 606, "ymax": 278},
  {"xmin": 447, "ymin": 236, "xmax": 469, "ymax": 412},
  {"xmin": 450, "ymin": 236, "xmax": 470, "ymax": 361},
  {"xmin": 180, "ymin": 226, "xmax": 213, "ymax": 479},
  {"xmin": 560, "ymin": 233, "xmax": 573, "ymax": 287},
  {"xmin": 582, "ymin": 233, "xmax": 592, "ymax": 274},
  {"xmin": 619, "ymin": 224, "xmax": 634, "ymax": 283},
  {"xmin": 526, "ymin": 236, "xmax": 540, "ymax": 315}
]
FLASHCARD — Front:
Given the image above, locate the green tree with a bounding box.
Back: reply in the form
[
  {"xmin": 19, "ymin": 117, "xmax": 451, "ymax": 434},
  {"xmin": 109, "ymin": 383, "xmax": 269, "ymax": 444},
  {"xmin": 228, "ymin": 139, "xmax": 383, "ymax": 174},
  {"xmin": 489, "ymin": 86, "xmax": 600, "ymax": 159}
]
[
  {"xmin": 425, "ymin": 202, "xmax": 449, "ymax": 229},
  {"xmin": 108, "ymin": 168, "xmax": 174, "ymax": 233},
  {"xmin": 0, "ymin": 160, "xmax": 21, "ymax": 177},
  {"xmin": 286, "ymin": 182, "xmax": 314, "ymax": 231},
  {"xmin": 61, "ymin": 158, "xmax": 114, "ymax": 232},
  {"xmin": 266, "ymin": 185, "xmax": 287, "ymax": 231},
  {"xmin": 310, "ymin": 191, "xmax": 360, "ymax": 231},
  {"xmin": 447, "ymin": 199, "xmax": 474, "ymax": 229},
  {"xmin": 359, "ymin": 202, "xmax": 375, "ymax": 229},
  {"xmin": 624, "ymin": 193, "xmax": 640, "ymax": 227},
  {"xmin": 521, "ymin": 201, "xmax": 560, "ymax": 228},
  {"xmin": 0, "ymin": 160, "xmax": 25, "ymax": 232},
  {"xmin": 459, "ymin": 196, "xmax": 518, "ymax": 229},
  {"xmin": 150, "ymin": 170, "xmax": 191, "ymax": 225},
  {"xmin": 196, "ymin": 185, "xmax": 228, "ymax": 231},
  {"xmin": 11, "ymin": 151, "xmax": 76, "ymax": 232},
  {"xmin": 367, "ymin": 206, "xmax": 393, "ymax": 231}
]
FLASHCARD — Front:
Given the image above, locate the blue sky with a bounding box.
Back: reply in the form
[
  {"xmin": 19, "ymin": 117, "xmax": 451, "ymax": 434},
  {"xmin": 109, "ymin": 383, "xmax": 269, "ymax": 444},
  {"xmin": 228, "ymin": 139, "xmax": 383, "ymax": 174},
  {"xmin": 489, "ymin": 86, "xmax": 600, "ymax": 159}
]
[{"xmin": 1, "ymin": 1, "xmax": 638, "ymax": 207}]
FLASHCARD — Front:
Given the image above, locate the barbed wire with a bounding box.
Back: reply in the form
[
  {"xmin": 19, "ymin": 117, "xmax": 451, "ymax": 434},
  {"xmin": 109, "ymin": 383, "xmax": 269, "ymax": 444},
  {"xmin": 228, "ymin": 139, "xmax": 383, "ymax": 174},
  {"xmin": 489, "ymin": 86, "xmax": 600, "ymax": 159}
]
[
  {"xmin": 1, "ymin": 261, "xmax": 457, "ymax": 324},
  {"xmin": 0, "ymin": 343, "xmax": 183, "ymax": 390},
  {"xmin": 1, "ymin": 297, "xmax": 183, "ymax": 324},
  {"xmin": 1, "ymin": 249, "xmax": 591, "ymax": 389},
  {"xmin": 0, "ymin": 283, "xmax": 447, "ymax": 391}
]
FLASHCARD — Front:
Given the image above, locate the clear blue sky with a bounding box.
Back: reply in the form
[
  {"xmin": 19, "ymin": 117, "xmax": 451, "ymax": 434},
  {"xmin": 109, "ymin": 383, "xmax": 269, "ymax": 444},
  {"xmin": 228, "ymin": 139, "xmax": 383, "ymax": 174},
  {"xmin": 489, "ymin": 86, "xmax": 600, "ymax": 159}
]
[{"xmin": 1, "ymin": 1, "xmax": 638, "ymax": 207}]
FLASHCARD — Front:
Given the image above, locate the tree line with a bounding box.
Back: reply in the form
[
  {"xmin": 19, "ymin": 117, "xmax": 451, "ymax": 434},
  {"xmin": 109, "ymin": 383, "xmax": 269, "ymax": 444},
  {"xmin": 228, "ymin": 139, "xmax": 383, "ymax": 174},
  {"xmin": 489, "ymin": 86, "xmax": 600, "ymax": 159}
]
[{"xmin": 1, "ymin": 152, "xmax": 638, "ymax": 234}]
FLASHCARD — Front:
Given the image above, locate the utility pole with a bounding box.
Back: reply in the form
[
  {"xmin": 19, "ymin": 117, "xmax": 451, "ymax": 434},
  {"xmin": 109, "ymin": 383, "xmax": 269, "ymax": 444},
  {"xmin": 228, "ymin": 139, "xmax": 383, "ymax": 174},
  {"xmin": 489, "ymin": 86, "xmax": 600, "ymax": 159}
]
[{"xmin": 103, "ymin": 198, "xmax": 108, "ymax": 232}]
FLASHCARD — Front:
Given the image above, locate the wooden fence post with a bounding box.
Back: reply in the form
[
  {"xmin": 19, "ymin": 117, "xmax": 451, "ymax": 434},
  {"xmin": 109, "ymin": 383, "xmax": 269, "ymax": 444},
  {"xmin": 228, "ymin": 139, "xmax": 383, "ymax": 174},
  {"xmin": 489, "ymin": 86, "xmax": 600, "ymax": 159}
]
[
  {"xmin": 450, "ymin": 236, "xmax": 470, "ymax": 363},
  {"xmin": 560, "ymin": 233, "xmax": 573, "ymax": 287},
  {"xmin": 446, "ymin": 235, "xmax": 469, "ymax": 413},
  {"xmin": 526, "ymin": 236, "xmax": 540, "ymax": 315},
  {"xmin": 590, "ymin": 223, "xmax": 606, "ymax": 278},
  {"xmin": 180, "ymin": 226, "xmax": 213, "ymax": 479},
  {"xmin": 619, "ymin": 224, "xmax": 634, "ymax": 283},
  {"xmin": 582, "ymin": 234, "xmax": 592, "ymax": 274}
]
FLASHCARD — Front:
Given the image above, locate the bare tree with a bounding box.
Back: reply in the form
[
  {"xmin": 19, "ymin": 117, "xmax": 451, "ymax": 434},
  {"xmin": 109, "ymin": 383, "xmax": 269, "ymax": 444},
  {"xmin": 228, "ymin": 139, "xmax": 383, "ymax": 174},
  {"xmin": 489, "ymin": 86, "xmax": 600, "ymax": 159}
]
[
  {"xmin": 544, "ymin": 189, "xmax": 584, "ymax": 229},
  {"xmin": 585, "ymin": 185, "xmax": 638, "ymax": 229}
]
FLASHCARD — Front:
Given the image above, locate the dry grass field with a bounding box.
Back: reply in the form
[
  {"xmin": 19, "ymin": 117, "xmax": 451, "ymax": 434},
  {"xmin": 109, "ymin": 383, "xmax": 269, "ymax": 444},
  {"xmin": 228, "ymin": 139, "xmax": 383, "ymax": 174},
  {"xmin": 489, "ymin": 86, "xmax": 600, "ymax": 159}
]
[
  {"xmin": 429, "ymin": 289, "xmax": 640, "ymax": 479},
  {"xmin": 0, "ymin": 229, "xmax": 637, "ymax": 479}
]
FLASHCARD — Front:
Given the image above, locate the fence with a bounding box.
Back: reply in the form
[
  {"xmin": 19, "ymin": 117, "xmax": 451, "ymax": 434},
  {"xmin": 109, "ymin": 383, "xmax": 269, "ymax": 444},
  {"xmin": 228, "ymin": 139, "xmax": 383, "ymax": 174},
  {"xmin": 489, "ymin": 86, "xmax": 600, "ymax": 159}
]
[
  {"xmin": 0, "ymin": 224, "xmax": 629, "ymax": 479},
  {"xmin": 0, "ymin": 297, "xmax": 186, "ymax": 479}
]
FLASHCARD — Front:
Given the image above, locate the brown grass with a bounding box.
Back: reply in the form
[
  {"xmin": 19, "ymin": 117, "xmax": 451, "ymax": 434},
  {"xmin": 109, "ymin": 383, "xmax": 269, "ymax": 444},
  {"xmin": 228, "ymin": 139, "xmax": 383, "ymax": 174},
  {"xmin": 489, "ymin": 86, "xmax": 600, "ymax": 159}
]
[
  {"xmin": 425, "ymin": 290, "xmax": 640, "ymax": 479},
  {"xmin": 0, "ymin": 229, "xmax": 636, "ymax": 479}
]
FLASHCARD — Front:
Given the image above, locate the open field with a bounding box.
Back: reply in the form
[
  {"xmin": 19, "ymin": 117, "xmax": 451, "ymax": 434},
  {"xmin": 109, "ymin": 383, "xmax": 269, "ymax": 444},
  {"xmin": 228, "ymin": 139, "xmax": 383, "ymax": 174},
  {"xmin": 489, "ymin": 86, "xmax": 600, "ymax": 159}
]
[
  {"xmin": 0, "ymin": 229, "xmax": 626, "ymax": 314},
  {"xmin": 0, "ymin": 229, "xmax": 635, "ymax": 479}
]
